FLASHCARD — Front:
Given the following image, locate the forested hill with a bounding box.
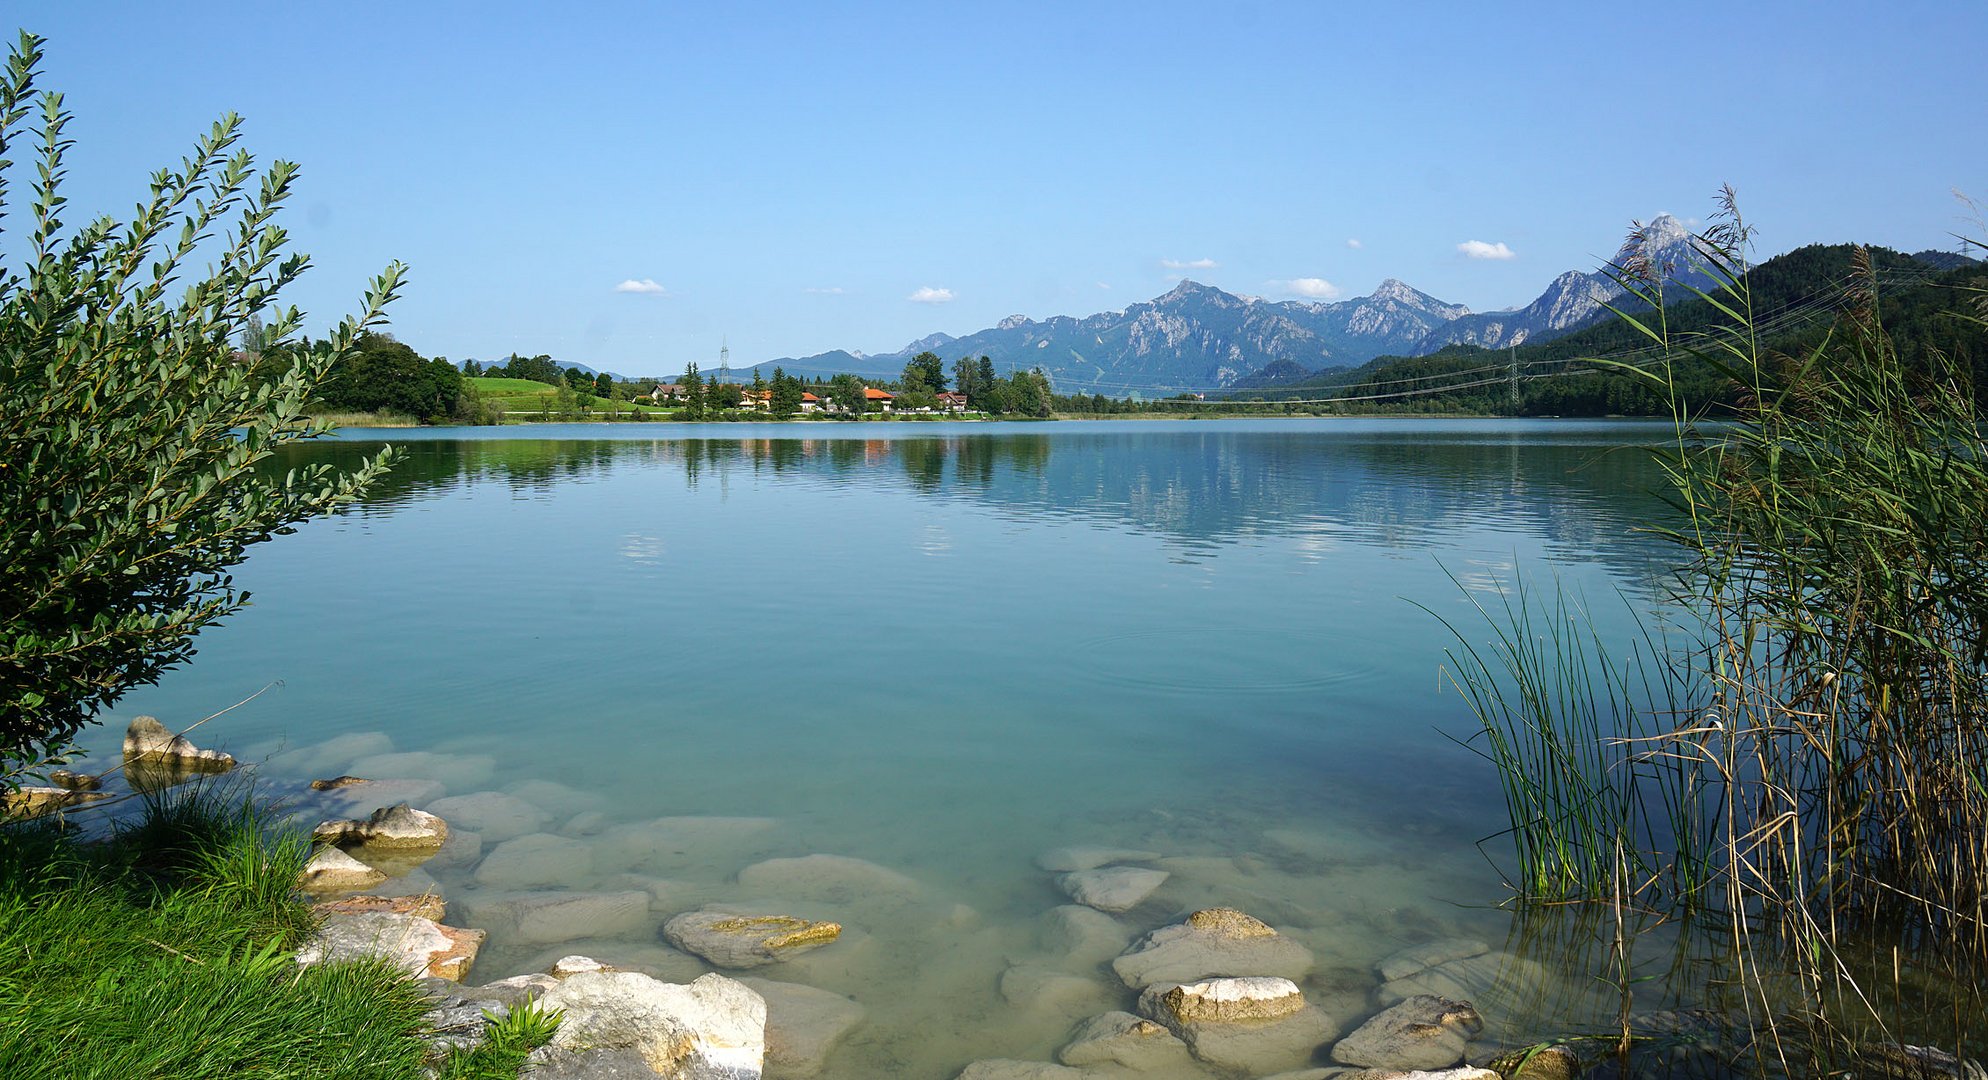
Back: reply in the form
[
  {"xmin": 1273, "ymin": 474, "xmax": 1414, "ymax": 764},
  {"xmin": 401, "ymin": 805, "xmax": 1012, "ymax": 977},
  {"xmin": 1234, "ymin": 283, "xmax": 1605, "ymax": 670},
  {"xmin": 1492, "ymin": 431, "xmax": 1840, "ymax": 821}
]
[{"xmin": 1226, "ymin": 245, "xmax": 1986, "ymax": 416}]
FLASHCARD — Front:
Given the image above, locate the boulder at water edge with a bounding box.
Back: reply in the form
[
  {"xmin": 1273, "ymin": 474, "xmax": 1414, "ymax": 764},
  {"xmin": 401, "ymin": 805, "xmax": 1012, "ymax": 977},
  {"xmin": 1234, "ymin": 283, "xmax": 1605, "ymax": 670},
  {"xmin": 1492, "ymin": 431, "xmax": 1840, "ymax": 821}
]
[
  {"xmin": 296, "ymin": 910, "xmax": 485, "ymax": 981},
  {"xmin": 313, "ymin": 803, "xmax": 449, "ymax": 851},
  {"xmin": 664, "ymin": 910, "xmax": 844, "ymax": 969},
  {"xmin": 1111, "ymin": 906, "xmax": 1313, "ymax": 988},
  {"xmin": 299, "ymin": 846, "xmax": 387, "ymax": 893},
  {"xmin": 538, "ymin": 970, "xmax": 766, "ymax": 1079}
]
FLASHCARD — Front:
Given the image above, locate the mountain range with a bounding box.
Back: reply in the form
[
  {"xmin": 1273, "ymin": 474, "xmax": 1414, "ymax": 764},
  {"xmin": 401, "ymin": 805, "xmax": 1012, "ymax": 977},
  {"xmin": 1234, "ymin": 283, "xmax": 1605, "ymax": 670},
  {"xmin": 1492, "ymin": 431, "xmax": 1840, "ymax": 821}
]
[{"xmin": 732, "ymin": 215, "xmax": 1952, "ymax": 396}]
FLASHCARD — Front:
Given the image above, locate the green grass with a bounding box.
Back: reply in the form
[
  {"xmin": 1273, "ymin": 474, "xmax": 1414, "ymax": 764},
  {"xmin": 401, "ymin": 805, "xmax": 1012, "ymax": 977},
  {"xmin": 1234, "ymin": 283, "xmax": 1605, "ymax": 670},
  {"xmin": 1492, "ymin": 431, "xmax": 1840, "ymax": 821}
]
[
  {"xmin": 0, "ymin": 786, "xmax": 553, "ymax": 1079},
  {"xmin": 465, "ymin": 377, "xmax": 558, "ymax": 394}
]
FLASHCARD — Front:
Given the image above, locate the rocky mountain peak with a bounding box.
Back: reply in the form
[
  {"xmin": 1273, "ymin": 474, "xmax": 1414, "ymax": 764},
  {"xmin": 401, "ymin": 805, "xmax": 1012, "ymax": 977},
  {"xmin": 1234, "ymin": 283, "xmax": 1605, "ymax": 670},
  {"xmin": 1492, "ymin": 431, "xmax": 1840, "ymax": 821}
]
[{"xmin": 996, "ymin": 314, "xmax": 1030, "ymax": 331}]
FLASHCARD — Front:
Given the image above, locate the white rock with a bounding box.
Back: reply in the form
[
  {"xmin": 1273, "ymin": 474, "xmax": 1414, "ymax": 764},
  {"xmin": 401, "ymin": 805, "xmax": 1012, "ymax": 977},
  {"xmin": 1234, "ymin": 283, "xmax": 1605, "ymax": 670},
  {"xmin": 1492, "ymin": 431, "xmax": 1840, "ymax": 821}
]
[
  {"xmin": 739, "ymin": 977, "xmax": 865, "ymax": 1078},
  {"xmin": 1057, "ymin": 866, "xmax": 1168, "ymax": 912},
  {"xmin": 475, "ymin": 833, "xmax": 593, "ymax": 889},
  {"xmin": 426, "ymin": 791, "xmax": 549, "ymax": 844},
  {"xmin": 1138, "ymin": 976, "xmax": 1307, "ymax": 1029},
  {"xmin": 1034, "ymin": 846, "xmax": 1162, "ymax": 872},
  {"xmin": 540, "ymin": 970, "xmax": 765, "ymax": 1079}
]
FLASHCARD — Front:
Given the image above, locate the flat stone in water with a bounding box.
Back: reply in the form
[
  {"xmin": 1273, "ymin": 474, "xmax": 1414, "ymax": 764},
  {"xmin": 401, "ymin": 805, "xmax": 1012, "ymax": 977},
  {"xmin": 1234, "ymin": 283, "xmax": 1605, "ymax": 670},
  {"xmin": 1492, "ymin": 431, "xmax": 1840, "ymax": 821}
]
[
  {"xmin": 1034, "ymin": 846, "xmax": 1163, "ymax": 873},
  {"xmin": 736, "ymin": 854, "xmax": 921, "ymax": 905},
  {"xmin": 1036, "ymin": 905, "xmax": 1131, "ymax": 965},
  {"xmin": 739, "ymin": 977, "xmax": 866, "ymax": 1079},
  {"xmin": 1057, "ymin": 866, "xmax": 1168, "ymax": 912},
  {"xmin": 664, "ymin": 909, "xmax": 844, "ymax": 969},
  {"xmin": 1331, "ymin": 994, "xmax": 1482, "ymax": 1071},
  {"xmin": 1112, "ymin": 907, "xmax": 1313, "ymax": 988},
  {"xmin": 475, "ymin": 833, "xmax": 593, "ymax": 889},
  {"xmin": 425, "ymin": 791, "xmax": 549, "ymax": 844},
  {"xmin": 1376, "ymin": 939, "xmax": 1490, "ymax": 982},
  {"xmin": 1056, "ymin": 1010, "xmax": 1190, "ymax": 1071},
  {"xmin": 349, "ymin": 750, "xmax": 494, "ymax": 792},
  {"xmin": 954, "ymin": 1061, "xmax": 1092, "ymax": 1080},
  {"xmin": 997, "ymin": 964, "xmax": 1114, "ymax": 1012},
  {"xmin": 461, "ymin": 889, "xmax": 651, "ymax": 945}
]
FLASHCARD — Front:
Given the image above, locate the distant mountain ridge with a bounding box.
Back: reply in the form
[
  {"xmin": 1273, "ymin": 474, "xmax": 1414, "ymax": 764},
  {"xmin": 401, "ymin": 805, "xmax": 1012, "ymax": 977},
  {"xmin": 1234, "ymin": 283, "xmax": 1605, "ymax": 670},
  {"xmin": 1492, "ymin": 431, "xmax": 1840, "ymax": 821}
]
[{"xmin": 734, "ymin": 214, "xmax": 1968, "ymax": 396}]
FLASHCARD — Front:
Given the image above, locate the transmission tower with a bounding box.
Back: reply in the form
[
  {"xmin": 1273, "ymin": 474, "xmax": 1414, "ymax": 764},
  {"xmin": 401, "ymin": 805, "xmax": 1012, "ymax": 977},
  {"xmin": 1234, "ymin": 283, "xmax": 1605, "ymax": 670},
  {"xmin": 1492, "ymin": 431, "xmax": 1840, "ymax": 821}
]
[{"xmin": 719, "ymin": 338, "xmax": 730, "ymax": 385}]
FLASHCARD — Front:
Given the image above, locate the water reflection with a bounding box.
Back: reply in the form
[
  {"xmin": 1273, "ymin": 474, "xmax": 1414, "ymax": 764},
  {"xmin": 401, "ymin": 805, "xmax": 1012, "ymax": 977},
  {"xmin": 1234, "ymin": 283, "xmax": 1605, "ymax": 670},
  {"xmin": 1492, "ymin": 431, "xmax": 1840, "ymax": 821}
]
[{"xmin": 286, "ymin": 421, "xmax": 1679, "ymax": 582}]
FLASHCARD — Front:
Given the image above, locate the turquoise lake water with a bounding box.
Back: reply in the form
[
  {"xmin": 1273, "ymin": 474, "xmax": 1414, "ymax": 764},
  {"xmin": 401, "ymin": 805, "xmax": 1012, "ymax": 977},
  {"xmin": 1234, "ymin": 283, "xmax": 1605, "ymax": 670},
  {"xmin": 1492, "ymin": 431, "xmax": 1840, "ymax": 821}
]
[{"xmin": 92, "ymin": 418, "xmax": 1694, "ymax": 1077}]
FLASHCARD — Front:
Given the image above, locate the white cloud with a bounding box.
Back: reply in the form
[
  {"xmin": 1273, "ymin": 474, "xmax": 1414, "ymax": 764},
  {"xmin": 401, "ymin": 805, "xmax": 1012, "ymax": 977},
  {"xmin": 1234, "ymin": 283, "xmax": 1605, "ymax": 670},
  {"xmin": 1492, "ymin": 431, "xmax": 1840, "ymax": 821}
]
[
  {"xmin": 1161, "ymin": 257, "xmax": 1218, "ymax": 270},
  {"xmin": 614, "ymin": 278, "xmax": 668, "ymax": 295},
  {"xmin": 1097, "ymin": 282, "xmax": 1112, "ymax": 290},
  {"xmin": 1345, "ymin": 238, "xmax": 1364, "ymax": 249},
  {"xmin": 804, "ymin": 286, "xmax": 845, "ymax": 295},
  {"xmin": 1457, "ymin": 240, "xmax": 1516, "ymax": 261},
  {"xmin": 1276, "ymin": 277, "xmax": 1342, "ymax": 299},
  {"xmin": 907, "ymin": 286, "xmax": 954, "ymax": 304}
]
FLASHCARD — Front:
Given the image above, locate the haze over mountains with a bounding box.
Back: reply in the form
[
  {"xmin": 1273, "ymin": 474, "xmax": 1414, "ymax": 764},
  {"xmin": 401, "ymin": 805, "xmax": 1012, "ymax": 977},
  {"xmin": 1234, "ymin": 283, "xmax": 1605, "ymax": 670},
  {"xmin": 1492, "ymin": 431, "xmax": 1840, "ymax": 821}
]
[{"xmin": 728, "ymin": 215, "xmax": 1893, "ymax": 396}]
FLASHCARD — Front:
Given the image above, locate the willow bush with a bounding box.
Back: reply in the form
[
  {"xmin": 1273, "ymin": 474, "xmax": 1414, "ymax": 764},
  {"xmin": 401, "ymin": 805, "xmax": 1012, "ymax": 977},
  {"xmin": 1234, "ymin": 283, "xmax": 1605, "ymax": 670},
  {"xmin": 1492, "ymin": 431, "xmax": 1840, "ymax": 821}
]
[{"xmin": 0, "ymin": 32, "xmax": 402, "ymax": 772}]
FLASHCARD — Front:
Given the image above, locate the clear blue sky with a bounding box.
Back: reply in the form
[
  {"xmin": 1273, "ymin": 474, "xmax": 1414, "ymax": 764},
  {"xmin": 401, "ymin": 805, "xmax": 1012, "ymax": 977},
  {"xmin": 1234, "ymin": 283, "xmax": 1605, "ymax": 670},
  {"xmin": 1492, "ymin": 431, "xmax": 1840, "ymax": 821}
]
[{"xmin": 15, "ymin": 2, "xmax": 1986, "ymax": 376}]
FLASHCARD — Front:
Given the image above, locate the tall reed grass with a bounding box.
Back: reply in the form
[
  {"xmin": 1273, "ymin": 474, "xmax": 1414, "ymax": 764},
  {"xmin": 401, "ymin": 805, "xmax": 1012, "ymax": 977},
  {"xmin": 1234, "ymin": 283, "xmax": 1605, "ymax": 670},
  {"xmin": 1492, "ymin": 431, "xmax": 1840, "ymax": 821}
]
[{"xmin": 1446, "ymin": 190, "xmax": 1988, "ymax": 1067}]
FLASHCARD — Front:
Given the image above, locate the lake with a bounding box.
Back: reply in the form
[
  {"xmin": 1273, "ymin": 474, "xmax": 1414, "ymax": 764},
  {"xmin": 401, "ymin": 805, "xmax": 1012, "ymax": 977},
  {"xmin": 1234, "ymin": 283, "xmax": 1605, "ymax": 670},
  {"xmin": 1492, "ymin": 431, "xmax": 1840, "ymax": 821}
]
[{"xmin": 91, "ymin": 417, "xmax": 1696, "ymax": 1077}]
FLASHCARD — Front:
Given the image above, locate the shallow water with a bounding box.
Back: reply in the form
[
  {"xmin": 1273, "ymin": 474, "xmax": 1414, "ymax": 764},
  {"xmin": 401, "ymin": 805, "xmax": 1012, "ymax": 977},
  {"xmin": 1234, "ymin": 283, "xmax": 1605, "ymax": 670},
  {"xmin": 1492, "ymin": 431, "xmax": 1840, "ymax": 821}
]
[{"xmin": 92, "ymin": 418, "xmax": 1701, "ymax": 1076}]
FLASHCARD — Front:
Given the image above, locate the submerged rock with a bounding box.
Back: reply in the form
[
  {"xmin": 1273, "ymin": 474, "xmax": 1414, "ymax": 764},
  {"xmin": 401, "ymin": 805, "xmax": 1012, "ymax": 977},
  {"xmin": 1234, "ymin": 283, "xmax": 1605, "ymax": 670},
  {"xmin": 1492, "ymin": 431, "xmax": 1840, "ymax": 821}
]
[
  {"xmin": 1331, "ymin": 995, "xmax": 1483, "ymax": 1071},
  {"xmin": 539, "ymin": 970, "xmax": 766, "ymax": 1079},
  {"xmin": 736, "ymin": 854, "xmax": 921, "ymax": 905},
  {"xmin": 425, "ymin": 790, "xmax": 548, "ymax": 844},
  {"xmin": 1056, "ymin": 1010, "xmax": 1190, "ymax": 1070},
  {"xmin": 997, "ymin": 964, "xmax": 1114, "ymax": 1012},
  {"xmin": 1111, "ymin": 906, "xmax": 1313, "ymax": 988},
  {"xmin": 1376, "ymin": 939, "xmax": 1490, "ymax": 983},
  {"xmin": 1057, "ymin": 866, "xmax": 1168, "ymax": 912},
  {"xmin": 474, "ymin": 832, "xmax": 592, "ymax": 889},
  {"xmin": 459, "ymin": 889, "xmax": 651, "ymax": 945},
  {"xmin": 1035, "ymin": 846, "xmax": 1162, "ymax": 873},
  {"xmin": 954, "ymin": 1062, "xmax": 1092, "ymax": 1080},
  {"xmin": 349, "ymin": 750, "xmax": 494, "ymax": 793},
  {"xmin": 310, "ymin": 775, "xmax": 370, "ymax": 791},
  {"xmin": 1037, "ymin": 905, "xmax": 1131, "ymax": 965},
  {"xmin": 664, "ymin": 909, "xmax": 844, "ymax": 969},
  {"xmin": 739, "ymin": 977, "xmax": 866, "ymax": 1078}
]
